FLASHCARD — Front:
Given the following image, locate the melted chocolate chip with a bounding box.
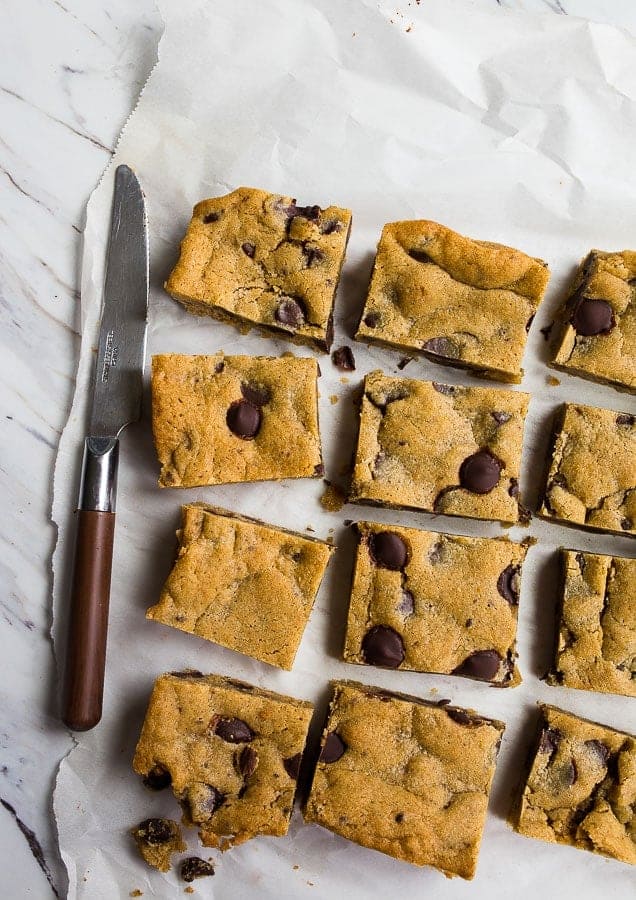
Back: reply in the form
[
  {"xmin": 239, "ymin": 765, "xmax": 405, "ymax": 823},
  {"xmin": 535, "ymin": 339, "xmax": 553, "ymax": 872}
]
[
  {"xmin": 181, "ymin": 857, "xmax": 215, "ymax": 882},
  {"xmin": 363, "ymin": 312, "xmax": 379, "ymax": 328},
  {"xmin": 452, "ymin": 649, "xmax": 502, "ymax": 682},
  {"xmin": 397, "ymin": 356, "xmax": 413, "ymax": 370},
  {"xmin": 283, "ymin": 753, "xmax": 302, "ymax": 780},
  {"xmin": 508, "ymin": 477, "xmax": 519, "ymax": 498},
  {"xmin": 572, "ymin": 299, "xmax": 615, "ymax": 336},
  {"xmin": 240, "ymin": 382, "xmax": 271, "ymax": 407},
  {"xmin": 459, "ymin": 450, "xmax": 502, "ymax": 494},
  {"xmin": 241, "ymin": 242, "xmax": 256, "ymax": 258},
  {"xmin": 226, "ymin": 399, "xmax": 261, "ymax": 439},
  {"xmin": 320, "ymin": 732, "xmax": 346, "ymax": 763},
  {"xmin": 136, "ymin": 818, "xmax": 173, "ymax": 845},
  {"xmin": 331, "ymin": 345, "xmax": 356, "ymax": 371},
  {"xmin": 314, "ymin": 462, "xmax": 325, "ymax": 477},
  {"xmin": 285, "ymin": 202, "xmax": 321, "ymax": 221},
  {"xmin": 585, "ymin": 740, "xmax": 610, "ymax": 766},
  {"xmin": 213, "ymin": 717, "xmax": 254, "ymax": 743},
  {"xmin": 237, "ymin": 746, "xmax": 258, "ymax": 777},
  {"xmin": 497, "ymin": 565, "xmax": 520, "ymax": 605},
  {"xmin": 321, "ymin": 219, "xmax": 342, "ymax": 234},
  {"xmin": 361, "ymin": 625, "xmax": 405, "ymax": 668},
  {"xmin": 143, "ymin": 765, "xmax": 172, "ymax": 791},
  {"xmin": 617, "ymin": 413, "xmax": 634, "ymax": 426},
  {"xmin": 203, "ymin": 212, "xmax": 220, "ymax": 223},
  {"xmin": 621, "ymin": 517, "xmax": 633, "ymax": 531},
  {"xmin": 275, "ymin": 297, "xmax": 306, "ymax": 327},
  {"xmin": 538, "ymin": 726, "xmax": 561, "ymax": 756},
  {"xmin": 446, "ymin": 708, "xmax": 482, "ymax": 727},
  {"xmin": 303, "ymin": 245, "xmax": 324, "ymax": 267},
  {"xmin": 214, "ymin": 360, "xmax": 225, "ymax": 373},
  {"xmin": 395, "ymin": 812, "xmax": 405, "ymax": 823},
  {"xmin": 423, "ymin": 336, "xmax": 460, "ymax": 359},
  {"xmin": 398, "ymin": 589, "xmax": 414, "ymax": 616},
  {"xmin": 575, "ymin": 552, "xmax": 586, "ymax": 572},
  {"xmin": 432, "ymin": 382, "xmax": 455, "ymax": 395},
  {"xmin": 369, "ymin": 531, "xmax": 408, "ymax": 569},
  {"xmin": 562, "ymin": 758, "xmax": 578, "ymax": 786},
  {"xmin": 201, "ymin": 786, "xmax": 225, "ymax": 815},
  {"xmin": 408, "ymin": 249, "xmax": 434, "ymax": 263},
  {"xmin": 492, "ymin": 411, "xmax": 512, "ymax": 425}
]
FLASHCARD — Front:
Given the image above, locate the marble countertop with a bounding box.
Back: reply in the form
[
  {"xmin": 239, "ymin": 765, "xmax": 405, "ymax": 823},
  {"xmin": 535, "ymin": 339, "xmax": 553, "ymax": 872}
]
[{"xmin": 2, "ymin": 0, "xmax": 635, "ymax": 895}]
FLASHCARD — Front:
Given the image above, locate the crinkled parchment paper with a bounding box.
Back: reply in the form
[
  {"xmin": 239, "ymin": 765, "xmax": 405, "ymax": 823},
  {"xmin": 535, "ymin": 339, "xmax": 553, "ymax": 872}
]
[{"xmin": 52, "ymin": 1, "xmax": 636, "ymax": 896}]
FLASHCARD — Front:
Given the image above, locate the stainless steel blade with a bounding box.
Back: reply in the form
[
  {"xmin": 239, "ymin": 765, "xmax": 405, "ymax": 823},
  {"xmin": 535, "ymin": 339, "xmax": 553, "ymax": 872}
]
[{"xmin": 88, "ymin": 164, "xmax": 149, "ymax": 437}]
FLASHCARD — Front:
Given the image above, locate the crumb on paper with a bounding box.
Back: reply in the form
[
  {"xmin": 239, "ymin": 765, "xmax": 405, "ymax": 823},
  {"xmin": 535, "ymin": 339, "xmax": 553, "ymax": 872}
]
[
  {"xmin": 547, "ymin": 375, "xmax": 560, "ymax": 386},
  {"xmin": 397, "ymin": 356, "xmax": 413, "ymax": 370},
  {"xmin": 184, "ymin": 889, "xmax": 194, "ymax": 895},
  {"xmin": 429, "ymin": 687, "xmax": 439, "ymax": 696},
  {"xmin": 331, "ymin": 345, "xmax": 356, "ymax": 372},
  {"xmin": 330, "ymin": 394, "xmax": 338, "ymax": 405},
  {"xmin": 339, "ymin": 376, "xmax": 350, "ymax": 384},
  {"xmin": 406, "ymin": 25, "xmax": 412, "ymax": 32},
  {"xmin": 343, "ymin": 518, "xmax": 353, "ymax": 526},
  {"xmin": 320, "ymin": 482, "xmax": 346, "ymax": 512},
  {"xmin": 293, "ymin": 864, "xmax": 300, "ymax": 870},
  {"xmin": 130, "ymin": 892, "xmax": 143, "ymax": 898},
  {"xmin": 282, "ymin": 350, "xmax": 296, "ymax": 358}
]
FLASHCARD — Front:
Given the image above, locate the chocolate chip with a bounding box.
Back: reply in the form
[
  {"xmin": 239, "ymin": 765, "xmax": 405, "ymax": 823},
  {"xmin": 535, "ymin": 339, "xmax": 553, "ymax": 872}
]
[
  {"xmin": 275, "ymin": 297, "xmax": 305, "ymax": 327},
  {"xmin": 321, "ymin": 219, "xmax": 342, "ymax": 234},
  {"xmin": 237, "ymin": 746, "xmax": 258, "ymax": 777},
  {"xmin": 466, "ymin": 617, "xmax": 473, "ymax": 627},
  {"xmin": 452, "ymin": 649, "xmax": 502, "ymax": 682},
  {"xmin": 303, "ymin": 245, "xmax": 324, "ymax": 267},
  {"xmin": 369, "ymin": 531, "xmax": 408, "ymax": 570},
  {"xmin": 143, "ymin": 765, "xmax": 171, "ymax": 791},
  {"xmin": 283, "ymin": 753, "xmax": 302, "ymax": 780},
  {"xmin": 538, "ymin": 726, "xmax": 561, "ymax": 756},
  {"xmin": 241, "ymin": 242, "xmax": 255, "ymax": 258},
  {"xmin": 437, "ymin": 698, "xmax": 451, "ymax": 706},
  {"xmin": 497, "ymin": 564, "xmax": 520, "ymax": 605},
  {"xmin": 397, "ymin": 356, "xmax": 413, "ymax": 370},
  {"xmin": 202, "ymin": 785, "xmax": 225, "ymax": 815},
  {"xmin": 395, "ymin": 812, "xmax": 405, "ymax": 823},
  {"xmin": 203, "ymin": 212, "xmax": 220, "ymax": 223},
  {"xmin": 525, "ymin": 314, "xmax": 535, "ymax": 332},
  {"xmin": 181, "ymin": 857, "xmax": 215, "ymax": 882},
  {"xmin": 492, "ymin": 411, "xmax": 512, "ymax": 425},
  {"xmin": 432, "ymin": 382, "xmax": 455, "ymax": 395},
  {"xmin": 423, "ymin": 336, "xmax": 460, "ymax": 359},
  {"xmin": 331, "ymin": 346, "xmax": 356, "ymax": 371},
  {"xmin": 136, "ymin": 818, "xmax": 173, "ymax": 845},
  {"xmin": 320, "ymin": 732, "xmax": 346, "ymax": 763},
  {"xmin": 213, "ymin": 717, "xmax": 254, "ymax": 743},
  {"xmin": 398, "ymin": 589, "xmax": 414, "ymax": 616},
  {"xmin": 575, "ymin": 552, "xmax": 586, "ymax": 572},
  {"xmin": 446, "ymin": 708, "xmax": 482, "ymax": 727},
  {"xmin": 214, "ymin": 360, "xmax": 225, "ymax": 373},
  {"xmin": 459, "ymin": 450, "xmax": 502, "ymax": 494},
  {"xmin": 562, "ymin": 757, "xmax": 578, "ymax": 786},
  {"xmin": 617, "ymin": 414, "xmax": 634, "ymax": 426},
  {"xmin": 508, "ymin": 477, "xmax": 519, "ymax": 498},
  {"xmin": 284, "ymin": 202, "xmax": 321, "ymax": 221},
  {"xmin": 226, "ymin": 400, "xmax": 261, "ymax": 439},
  {"xmin": 240, "ymin": 382, "xmax": 271, "ymax": 407},
  {"xmin": 571, "ymin": 299, "xmax": 615, "ymax": 335},
  {"xmin": 408, "ymin": 249, "xmax": 434, "ymax": 263},
  {"xmin": 314, "ymin": 462, "xmax": 324, "ymax": 476},
  {"xmin": 621, "ymin": 517, "xmax": 633, "ymax": 531},
  {"xmin": 363, "ymin": 312, "xmax": 378, "ymax": 328},
  {"xmin": 361, "ymin": 625, "xmax": 405, "ymax": 668}
]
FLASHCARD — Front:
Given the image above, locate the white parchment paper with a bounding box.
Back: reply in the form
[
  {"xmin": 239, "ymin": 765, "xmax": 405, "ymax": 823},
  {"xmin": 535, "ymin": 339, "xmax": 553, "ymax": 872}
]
[{"xmin": 52, "ymin": 1, "xmax": 636, "ymax": 896}]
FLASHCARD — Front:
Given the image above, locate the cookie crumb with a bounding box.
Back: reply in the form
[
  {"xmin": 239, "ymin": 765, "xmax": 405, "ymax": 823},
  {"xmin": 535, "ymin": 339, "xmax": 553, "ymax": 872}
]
[
  {"xmin": 184, "ymin": 889, "xmax": 194, "ymax": 895},
  {"xmin": 293, "ymin": 865, "xmax": 300, "ymax": 870},
  {"xmin": 320, "ymin": 482, "xmax": 346, "ymax": 512},
  {"xmin": 130, "ymin": 892, "xmax": 143, "ymax": 898},
  {"xmin": 181, "ymin": 856, "xmax": 215, "ymax": 883},
  {"xmin": 339, "ymin": 376, "xmax": 350, "ymax": 384},
  {"xmin": 547, "ymin": 375, "xmax": 560, "ymax": 386},
  {"xmin": 330, "ymin": 394, "xmax": 339, "ymax": 405}
]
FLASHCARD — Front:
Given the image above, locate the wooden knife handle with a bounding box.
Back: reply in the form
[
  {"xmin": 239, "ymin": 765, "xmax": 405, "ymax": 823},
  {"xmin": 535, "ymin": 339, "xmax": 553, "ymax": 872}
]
[{"xmin": 62, "ymin": 509, "xmax": 116, "ymax": 731}]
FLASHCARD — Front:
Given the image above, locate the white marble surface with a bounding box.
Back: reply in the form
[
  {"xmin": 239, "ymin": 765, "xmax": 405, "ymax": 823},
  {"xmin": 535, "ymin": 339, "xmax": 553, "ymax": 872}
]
[{"xmin": 1, "ymin": 0, "xmax": 636, "ymax": 896}]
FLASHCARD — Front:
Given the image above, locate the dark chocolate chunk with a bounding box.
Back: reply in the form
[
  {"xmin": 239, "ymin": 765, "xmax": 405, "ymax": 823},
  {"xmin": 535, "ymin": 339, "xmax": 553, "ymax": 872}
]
[
  {"xmin": 408, "ymin": 249, "xmax": 434, "ymax": 264},
  {"xmin": 621, "ymin": 517, "xmax": 633, "ymax": 531},
  {"xmin": 320, "ymin": 732, "xmax": 346, "ymax": 763},
  {"xmin": 497, "ymin": 564, "xmax": 520, "ymax": 605},
  {"xmin": 213, "ymin": 717, "xmax": 254, "ymax": 743},
  {"xmin": 240, "ymin": 382, "xmax": 271, "ymax": 407},
  {"xmin": 571, "ymin": 299, "xmax": 615, "ymax": 336},
  {"xmin": 452, "ymin": 649, "xmax": 502, "ymax": 682},
  {"xmin": 361, "ymin": 625, "xmax": 405, "ymax": 668},
  {"xmin": 369, "ymin": 531, "xmax": 408, "ymax": 570},
  {"xmin": 237, "ymin": 746, "xmax": 259, "ymax": 777},
  {"xmin": 446, "ymin": 708, "xmax": 483, "ymax": 727},
  {"xmin": 575, "ymin": 552, "xmax": 586, "ymax": 572},
  {"xmin": 423, "ymin": 336, "xmax": 460, "ymax": 359},
  {"xmin": 508, "ymin": 477, "xmax": 519, "ymax": 498},
  {"xmin": 584, "ymin": 740, "xmax": 610, "ymax": 765},
  {"xmin": 142, "ymin": 765, "xmax": 172, "ymax": 791},
  {"xmin": 459, "ymin": 450, "xmax": 502, "ymax": 494},
  {"xmin": 275, "ymin": 296, "xmax": 306, "ymax": 327},
  {"xmin": 363, "ymin": 312, "xmax": 378, "ymax": 328},
  {"xmin": 203, "ymin": 211, "xmax": 220, "ymax": 223},
  {"xmin": 321, "ymin": 219, "xmax": 342, "ymax": 234},
  {"xmin": 538, "ymin": 726, "xmax": 561, "ymax": 756},
  {"xmin": 492, "ymin": 411, "xmax": 512, "ymax": 425},
  {"xmin": 562, "ymin": 757, "xmax": 578, "ymax": 786},
  {"xmin": 241, "ymin": 242, "xmax": 256, "ymax": 258},
  {"xmin": 283, "ymin": 753, "xmax": 302, "ymax": 780},
  {"xmin": 398, "ymin": 589, "xmax": 414, "ymax": 616},
  {"xmin": 617, "ymin": 413, "xmax": 634, "ymax": 426},
  {"xmin": 331, "ymin": 346, "xmax": 356, "ymax": 371},
  {"xmin": 395, "ymin": 812, "xmax": 405, "ymax": 823},
  {"xmin": 303, "ymin": 245, "xmax": 324, "ymax": 267},
  {"xmin": 226, "ymin": 399, "xmax": 261, "ymax": 439},
  {"xmin": 136, "ymin": 818, "xmax": 173, "ymax": 845},
  {"xmin": 201, "ymin": 785, "xmax": 226, "ymax": 816},
  {"xmin": 181, "ymin": 857, "xmax": 215, "ymax": 882},
  {"xmin": 432, "ymin": 381, "xmax": 455, "ymax": 395},
  {"xmin": 397, "ymin": 356, "xmax": 413, "ymax": 370},
  {"xmin": 314, "ymin": 462, "xmax": 325, "ymax": 477},
  {"xmin": 284, "ymin": 202, "xmax": 321, "ymax": 221},
  {"xmin": 214, "ymin": 360, "xmax": 225, "ymax": 373}
]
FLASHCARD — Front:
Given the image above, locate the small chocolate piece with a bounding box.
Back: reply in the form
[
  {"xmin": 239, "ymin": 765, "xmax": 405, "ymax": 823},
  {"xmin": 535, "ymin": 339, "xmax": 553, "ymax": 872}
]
[
  {"xmin": 525, "ymin": 314, "xmax": 535, "ymax": 332},
  {"xmin": 395, "ymin": 812, "xmax": 405, "ymax": 823},
  {"xmin": 240, "ymin": 382, "xmax": 271, "ymax": 407},
  {"xmin": 361, "ymin": 625, "xmax": 405, "ymax": 668},
  {"xmin": 181, "ymin": 857, "xmax": 215, "ymax": 883},
  {"xmin": 213, "ymin": 717, "xmax": 254, "ymax": 743},
  {"xmin": 275, "ymin": 297, "xmax": 306, "ymax": 327},
  {"xmin": 621, "ymin": 517, "xmax": 633, "ymax": 531},
  {"xmin": 143, "ymin": 765, "xmax": 172, "ymax": 791},
  {"xmin": 136, "ymin": 818, "xmax": 173, "ymax": 845},
  {"xmin": 497, "ymin": 564, "xmax": 520, "ymax": 605},
  {"xmin": 459, "ymin": 450, "xmax": 502, "ymax": 494},
  {"xmin": 303, "ymin": 245, "xmax": 324, "ymax": 267},
  {"xmin": 214, "ymin": 360, "xmax": 225, "ymax": 373},
  {"xmin": 398, "ymin": 589, "xmax": 414, "ymax": 616},
  {"xmin": 321, "ymin": 219, "xmax": 342, "ymax": 234},
  {"xmin": 397, "ymin": 356, "xmax": 413, "ymax": 370},
  {"xmin": 285, "ymin": 202, "xmax": 321, "ymax": 221},
  {"xmin": 331, "ymin": 346, "xmax": 356, "ymax": 371},
  {"xmin": 283, "ymin": 753, "xmax": 302, "ymax": 780},
  {"xmin": 314, "ymin": 462, "xmax": 325, "ymax": 476},
  {"xmin": 508, "ymin": 477, "xmax": 519, "ymax": 498},
  {"xmin": 616, "ymin": 413, "xmax": 634, "ymax": 426},
  {"xmin": 369, "ymin": 531, "xmax": 408, "ymax": 570},
  {"xmin": 200, "ymin": 785, "xmax": 226, "ymax": 816},
  {"xmin": 538, "ymin": 727, "xmax": 561, "ymax": 756},
  {"xmin": 452, "ymin": 649, "xmax": 502, "ymax": 682},
  {"xmin": 584, "ymin": 740, "xmax": 610, "ymax": 765},
  {"xmin": 492, "ymin": 411, "xmax": 512, "ymax": 425},
  {"xmin": 423, "ymin": 336, "xmax": 460, "ymax": 359},
  {"xmin": 571, "ymin": 299, "xmax": 615, "ymax": 336},
  {"xmin": 237, "ymin": 746, "xmax": 259, "ymax": 777},
  {"xmin": 561, "ymin": 758, "xmax": 578, "ymax": 786},
  {"xmin": 203, "ymin": 212, "xmax": 220, "ymax": 223},
  {"xmin": 363, "ymin": 312, "xmax": 378, "ymax": 328},
  {"xmin": 431, "ymin": 381, "xmax": 455, "ymax": 395},
  {"xmin": 320, "ymin": 731, "xmax": 346, "ymax": 763},
  {"xmin": 446, "ymin": 708, "xmax": 483, "ymax": 727},
  {"xmin": 241, "ymin": 242, "xmax": 256, "ymax": 258},
  {"xmin": 226, "ymin": 399, "xmax": 262, "ymax": 439}
]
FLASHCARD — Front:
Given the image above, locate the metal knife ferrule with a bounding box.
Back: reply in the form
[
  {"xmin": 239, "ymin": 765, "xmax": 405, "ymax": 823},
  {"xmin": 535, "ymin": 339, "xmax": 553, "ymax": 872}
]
[{"xmin": 78, "ymin": 436, "xmax": 119, "ymax": 512}]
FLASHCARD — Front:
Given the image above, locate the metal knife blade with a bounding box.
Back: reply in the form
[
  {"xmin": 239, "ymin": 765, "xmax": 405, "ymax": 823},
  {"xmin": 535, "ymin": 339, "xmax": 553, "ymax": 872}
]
[{"xmin": 89, "ymin": 164, "xmax": 148, "ymax": 437}]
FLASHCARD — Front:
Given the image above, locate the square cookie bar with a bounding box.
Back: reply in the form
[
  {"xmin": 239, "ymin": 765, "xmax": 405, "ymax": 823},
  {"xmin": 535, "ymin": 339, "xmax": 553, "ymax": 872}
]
[
  {"xmin": 350, "ymin": 371, "xmax": 529, "ymax": 524},
  {"xmin": 165, "ymin": 187, "xmax": 352, "ymax": 351},
  {"xmin": 547, "ymin": 550, "xmax": 635, "ymax": 697},
  {"xmin": 512, "ymin": 704, "xmax": 636, "ymax": 866},
  {"xmin": 133, "ymin": 672, "xmax": 314, "ymax": 849},
  {"xmin": 551, "ymin": 250, "xmax": 636, "ymax": 394},
  {"xmin": 304, "ymin": 681, "xmax": 505, "ymax": 879},
  {"xmin": 355, "ymin": 220, "xmax": 549, "ymax": 383},
  {"xmin": 147, "ymin": 504, "xmax": 333, "ymax": 670},
  {"xmin": 343, "ymin": 522, "xmax": 529, "ymax": 686},
  {"xmin": 151, "ymin": 354, "xmax": 322, "ymax": 487},
  {"xmin": 539, "ymin": 403, "xmax": 635, "ymax": 536}
]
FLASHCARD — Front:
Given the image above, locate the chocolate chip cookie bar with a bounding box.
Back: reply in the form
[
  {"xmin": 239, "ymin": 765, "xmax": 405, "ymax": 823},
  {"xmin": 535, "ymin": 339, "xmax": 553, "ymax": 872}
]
[
  {"xmin": 350, "ymin": 371, "xmax": 529, "ymax": 524},
  {"xmin": 146, "ymin": 504, "xmax": 333, "ymax": 670},
  {"xmin": 343, "ymin": 522, "xmax": 529, "ymax": 686},
  {"xmin": 547, "ymin": 550, "xmax": 636, "ymax": 697},
  {"xmin": 512, "ymin": 704, "xmax": 636, "ymax": 866},
  {"xmin": 165, "ymin": 187, "xmax": 352, "ymax": 351},
  {"xmin": 355, "ymin": 220, "xmax": 550, "ymax": 383},
  {"xmin": 304, "ymin": 681, "xmax": 505, "ymax": 879},
  {"xmin": 551, "ymin": 250, "xmax": 636, "ymax": 393},
  {"xmin": 539, "ymin": 403, "xmax": 635, "ymax": 536},
  {"xmin": 133, "ymin": 672, "xmax": 314, "ymax": 849},
  {"xmin": 151, "ymin": 354, "xmax": 322, "ymax": 487},
  {"xmin": 130, "ymin": 818, "xmax": 186, "ymax": 872}
]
